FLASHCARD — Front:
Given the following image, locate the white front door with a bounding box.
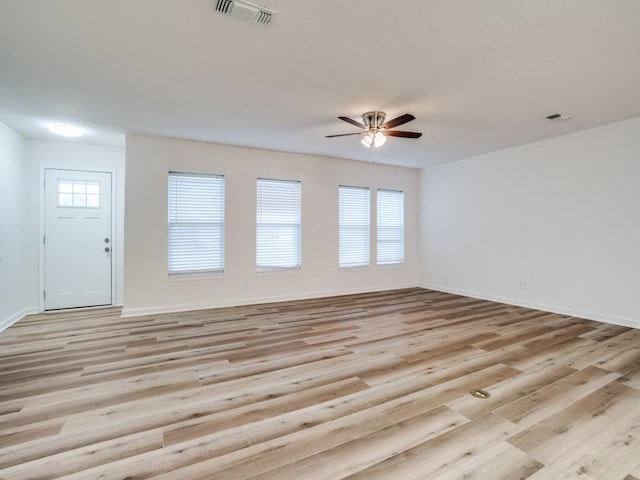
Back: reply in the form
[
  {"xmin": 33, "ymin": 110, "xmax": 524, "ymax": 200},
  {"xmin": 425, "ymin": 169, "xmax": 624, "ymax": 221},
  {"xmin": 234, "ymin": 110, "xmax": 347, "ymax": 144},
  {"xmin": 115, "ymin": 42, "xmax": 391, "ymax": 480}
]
[{"xmin": 44, "ymin": 169, "xmax": 112, "ymax": 310}]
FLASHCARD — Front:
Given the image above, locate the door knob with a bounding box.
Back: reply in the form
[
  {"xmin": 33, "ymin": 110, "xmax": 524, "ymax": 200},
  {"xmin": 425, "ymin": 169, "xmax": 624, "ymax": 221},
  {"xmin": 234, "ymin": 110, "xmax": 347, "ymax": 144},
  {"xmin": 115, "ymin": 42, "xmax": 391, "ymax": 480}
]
[{"xmin": 105, "ymin": 247, "xmax": 110, "ymax": 253}]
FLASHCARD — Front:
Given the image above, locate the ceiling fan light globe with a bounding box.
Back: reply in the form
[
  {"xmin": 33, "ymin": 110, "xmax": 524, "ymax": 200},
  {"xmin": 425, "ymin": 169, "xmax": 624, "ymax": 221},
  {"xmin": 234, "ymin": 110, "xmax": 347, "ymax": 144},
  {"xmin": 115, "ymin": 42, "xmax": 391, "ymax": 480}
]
[
  {"xmin": 361, "ymin": 133, "xmax": 373, "ymax": 148},
  {"xmin": 374, "ymin": 131, "xmax": 386, "ymax": 148}
]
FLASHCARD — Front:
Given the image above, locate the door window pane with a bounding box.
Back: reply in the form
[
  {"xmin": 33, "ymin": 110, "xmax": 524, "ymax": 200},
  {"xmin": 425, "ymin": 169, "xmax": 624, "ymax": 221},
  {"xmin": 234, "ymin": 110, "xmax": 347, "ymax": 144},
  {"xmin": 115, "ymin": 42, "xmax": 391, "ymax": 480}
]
[{"xmin": 58, "ymin": 180, "xmax": 100, "ymax": 208}]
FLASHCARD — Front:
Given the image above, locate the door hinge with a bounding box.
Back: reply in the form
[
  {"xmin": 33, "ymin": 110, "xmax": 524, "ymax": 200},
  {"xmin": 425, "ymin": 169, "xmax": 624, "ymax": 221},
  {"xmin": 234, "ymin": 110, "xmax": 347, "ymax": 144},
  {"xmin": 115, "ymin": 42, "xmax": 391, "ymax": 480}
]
[
  {"xmin": 43, "ymin": 235, "xmax": 46, "ymax": 244},
  {"xmin": 43, "ymin": 291, "xmax": 46, "ymax": 300}
]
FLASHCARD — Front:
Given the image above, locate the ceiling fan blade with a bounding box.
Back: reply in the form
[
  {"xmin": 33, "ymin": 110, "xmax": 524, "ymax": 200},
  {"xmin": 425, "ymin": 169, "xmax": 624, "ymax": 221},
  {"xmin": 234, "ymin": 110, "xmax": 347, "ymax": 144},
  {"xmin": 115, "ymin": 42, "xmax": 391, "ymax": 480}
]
[
  {"xmin": 338, "ymin": 116, "xmax": 365, "ymax": 129},
  {"xmin": 384, "ymin": 130, "xmax": 422, "ymax": 138},
  {"xmin": 325, "ymin": 132, "xmax": 364, "ymax": 138},
  {"xmin": 382, "ymin": 113, "xmax": 415, "ymax": 129}
]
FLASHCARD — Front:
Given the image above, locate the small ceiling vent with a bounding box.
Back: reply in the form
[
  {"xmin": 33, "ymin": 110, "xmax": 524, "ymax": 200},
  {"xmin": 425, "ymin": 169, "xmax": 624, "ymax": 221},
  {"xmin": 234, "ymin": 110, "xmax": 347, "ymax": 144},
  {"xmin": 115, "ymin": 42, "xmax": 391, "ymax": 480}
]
[
  {"xmin": 546, "ymin": 113, "xmax": 572, "ymax": 121},
  {"xmin": 213, "ymin": 0, "xmax": 275, "ymax": 26}
]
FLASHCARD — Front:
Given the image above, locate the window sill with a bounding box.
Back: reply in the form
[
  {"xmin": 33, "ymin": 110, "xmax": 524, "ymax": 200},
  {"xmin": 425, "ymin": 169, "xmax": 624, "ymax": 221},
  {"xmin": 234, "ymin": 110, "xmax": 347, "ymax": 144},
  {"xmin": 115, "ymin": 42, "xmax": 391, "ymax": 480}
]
[
  {"xmin": 169, "ymin": 272, "xmax": 224, "ymax": 282},
  {"xmin": 256, "ymin": 266, "xmax": 302, "ymax": 275},
  {"xmin": 339, "ymin": 265, "xmax": 371, "ymax": 271}
]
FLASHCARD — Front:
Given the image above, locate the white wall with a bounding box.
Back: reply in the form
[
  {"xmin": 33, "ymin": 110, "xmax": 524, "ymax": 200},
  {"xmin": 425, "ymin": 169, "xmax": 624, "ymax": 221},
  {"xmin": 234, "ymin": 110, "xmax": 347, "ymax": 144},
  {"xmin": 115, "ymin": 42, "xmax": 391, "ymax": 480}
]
[
  {"xmin": 0, "ymin": 123, "xmax": 37, "ymax": 329},
  {"xmin": 420, "ymin": 116, "xmax": 640, "ymax": 327},
  {"xmin": 27, "ymin": 140, "xmax": 126, "ymax": 306},
  {"xmin": 123, "ymin": 135, "xmax": 419, "ymax": 316}
]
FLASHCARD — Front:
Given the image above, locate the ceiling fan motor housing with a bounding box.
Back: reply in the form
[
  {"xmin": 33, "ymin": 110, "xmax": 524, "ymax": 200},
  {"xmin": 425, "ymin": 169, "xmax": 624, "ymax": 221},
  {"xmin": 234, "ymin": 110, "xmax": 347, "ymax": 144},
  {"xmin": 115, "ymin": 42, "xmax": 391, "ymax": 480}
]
[{"xmin": 363, "ymin": 111, "xmax": 386, "ymax": 129}]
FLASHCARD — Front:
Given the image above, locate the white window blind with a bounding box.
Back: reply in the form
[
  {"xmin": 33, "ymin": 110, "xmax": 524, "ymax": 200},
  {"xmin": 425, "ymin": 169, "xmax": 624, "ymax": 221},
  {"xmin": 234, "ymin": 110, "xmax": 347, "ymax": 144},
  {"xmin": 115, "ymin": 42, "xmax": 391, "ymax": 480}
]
[
  {"xmin": 168, "ymin": 172, "xmax": 224, "ymax": 275},
  {"xmin": 256, "ymin": 178, "xmax": 301, "ymax": 270},
  {"xmin": 339, "ymin": 186, "xmax": 370, "ymax": 268},
  {"xmin": 377, "ymin": 189, "xmax": 404, "ymax": 265}
]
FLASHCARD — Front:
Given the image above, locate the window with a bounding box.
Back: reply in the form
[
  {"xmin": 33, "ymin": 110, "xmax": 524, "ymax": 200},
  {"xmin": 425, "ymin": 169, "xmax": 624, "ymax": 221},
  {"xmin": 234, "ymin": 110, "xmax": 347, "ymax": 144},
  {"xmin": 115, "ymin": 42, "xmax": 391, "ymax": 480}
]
[
  {"xmin": 168, "ymin": 172, "xmax": 225, "ymax": 275},
  {"xmin": 58, "ymin": 180, "xmax": 100, "ymax": 208},
  {"xmin": 377, "ymin": 189, "xmax": 404, "ymax": 265},
  {"xmin": 256, "ymin": 178, "xmax": 301, "ymax": 270},
  {"xmin": 339, "ymin": 186, "xmax": 370, "ymax": 268}
]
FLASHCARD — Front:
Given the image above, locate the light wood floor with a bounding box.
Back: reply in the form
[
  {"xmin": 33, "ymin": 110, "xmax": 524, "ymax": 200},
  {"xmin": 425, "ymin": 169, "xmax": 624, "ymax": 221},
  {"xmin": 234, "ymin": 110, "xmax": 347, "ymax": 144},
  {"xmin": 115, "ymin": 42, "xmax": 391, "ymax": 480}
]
[{"xmin": 1, "ymin": 288, "xmax": 639, "ymax": 479}]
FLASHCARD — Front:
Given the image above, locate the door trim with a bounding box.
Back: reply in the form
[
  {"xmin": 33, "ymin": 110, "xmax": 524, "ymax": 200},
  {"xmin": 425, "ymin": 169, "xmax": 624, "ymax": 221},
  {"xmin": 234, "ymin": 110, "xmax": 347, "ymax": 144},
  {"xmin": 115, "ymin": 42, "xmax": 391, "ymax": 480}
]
[{"xmin": 39, "ymin": 166, "xmax": 117, "ymax": 312}]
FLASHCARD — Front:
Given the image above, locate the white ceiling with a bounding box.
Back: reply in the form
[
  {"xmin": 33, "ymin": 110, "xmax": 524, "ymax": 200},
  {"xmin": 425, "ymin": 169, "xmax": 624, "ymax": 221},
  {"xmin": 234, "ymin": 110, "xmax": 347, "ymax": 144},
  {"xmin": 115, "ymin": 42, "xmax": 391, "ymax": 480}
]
[{"xmin": 1, "ymin": 0, "xmax": 639, "ymax": 169}]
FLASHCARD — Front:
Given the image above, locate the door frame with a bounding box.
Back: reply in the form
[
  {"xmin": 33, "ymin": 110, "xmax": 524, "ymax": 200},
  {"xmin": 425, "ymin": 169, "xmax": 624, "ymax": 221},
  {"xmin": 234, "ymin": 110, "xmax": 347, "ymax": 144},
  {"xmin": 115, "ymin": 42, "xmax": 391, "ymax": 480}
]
[{"xmin": 39, "ymin": 166, "xmax": 117, "ymax": 312}]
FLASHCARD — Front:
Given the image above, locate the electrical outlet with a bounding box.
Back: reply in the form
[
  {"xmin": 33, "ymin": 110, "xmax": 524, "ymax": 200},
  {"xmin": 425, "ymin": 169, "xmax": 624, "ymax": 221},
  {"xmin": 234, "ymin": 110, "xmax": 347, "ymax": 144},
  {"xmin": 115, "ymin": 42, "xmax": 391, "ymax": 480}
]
[{"xmin": 520, "ymin": 280, "xmax": 528, "ymax": 290}]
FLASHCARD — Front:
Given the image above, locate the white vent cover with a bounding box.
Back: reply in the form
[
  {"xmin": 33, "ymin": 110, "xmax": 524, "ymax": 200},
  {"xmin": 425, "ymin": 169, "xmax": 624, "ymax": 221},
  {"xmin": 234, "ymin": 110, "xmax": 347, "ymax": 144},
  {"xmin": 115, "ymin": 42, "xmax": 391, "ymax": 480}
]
[
  {"xmin": 213, "ymin": 0, "xmax": 275, "ymax": 26},
  {"xmin": 546, "ymin": 113, "xmax": 572, "ymax": 121}
]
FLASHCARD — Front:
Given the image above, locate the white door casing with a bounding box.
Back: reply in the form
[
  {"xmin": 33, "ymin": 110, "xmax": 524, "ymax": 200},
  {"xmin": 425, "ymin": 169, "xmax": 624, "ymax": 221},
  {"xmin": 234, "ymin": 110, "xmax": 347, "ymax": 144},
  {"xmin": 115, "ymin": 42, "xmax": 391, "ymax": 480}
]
[{"xmin": 44, "ymin": 169, "xmax": 112, "ymax": 310}]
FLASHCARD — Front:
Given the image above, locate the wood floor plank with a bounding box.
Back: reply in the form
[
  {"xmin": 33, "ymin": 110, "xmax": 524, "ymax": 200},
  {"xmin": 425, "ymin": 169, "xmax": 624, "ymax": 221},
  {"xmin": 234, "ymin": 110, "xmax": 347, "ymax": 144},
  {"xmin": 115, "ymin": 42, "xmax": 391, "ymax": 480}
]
[
  {"xmin": 427, "ymin": 442, "xmax": 543, "ymax": 480},
  {"xmin": 0, "ymin": 288, "xmax": 638, "ymax": 479},
  {"xmin": 569, "ymin": 329, "xmax": 640, "ymax": 370},
  {"xmin": 446, "ymin": 362, "xmax": 577, "ymax": 420},
  {"xmin": 629, "ymin": 464, "xmax": 640, "ymax": 479},
  {"xmin": 243, "ymin": 406, "xmax": 466, "ymax": 480},
  {"xmin": 146, "ymin": 403, "xmax": 466, "ymax": 480},
  {"xmin": 494, "ymin": 366, "xmax": 621, "ymax": 428},
  {"xmin": 0, "ymin": 429, "xmax": 163, "ymax": 480},
  {"xmin": 508, "ymin": 382, "xmax": 640, "ymax": 479},
  {"xmin": 162, "ymin": 377, "xmax": 370, "ymax": 446},
  {"xmin": 59, "ymin": 393, "xmax": 467, "ymax": 480},
  {"xmin": 596, "ymin": 347, "xmax": 640, "ymax": 375},
  {"xmin": 619, "ymin": 365, "xmax": 640, "ymax": 391},
  {"xmin": 508, "ymin": 336, "xmax": 599, "ymax": 372},
  {"xmin": 339, "ymin": 413, "xmax": 519, "ymax": 480}
]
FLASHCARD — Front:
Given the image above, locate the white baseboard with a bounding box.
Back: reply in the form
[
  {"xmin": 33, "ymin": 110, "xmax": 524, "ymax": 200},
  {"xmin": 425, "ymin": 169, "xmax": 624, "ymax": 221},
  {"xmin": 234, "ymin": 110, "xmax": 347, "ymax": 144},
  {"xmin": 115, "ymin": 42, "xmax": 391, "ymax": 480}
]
[
  {"xmin": 420, "ymin": 283, "xmax": 640, "ymax": 330},
  {"xmin": 0, "ymin": 307, "xmax": 39, "ymax": 333},
  {"xmin": 120, "ymin": 283, "xmax": 418, "ymax": 318}
]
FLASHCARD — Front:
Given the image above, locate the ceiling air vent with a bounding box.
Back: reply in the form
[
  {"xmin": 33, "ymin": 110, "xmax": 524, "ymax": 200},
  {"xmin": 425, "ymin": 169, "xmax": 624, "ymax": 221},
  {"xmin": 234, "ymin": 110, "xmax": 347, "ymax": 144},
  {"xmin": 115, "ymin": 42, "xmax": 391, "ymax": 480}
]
[
  {"xmin": 546, "ymin": 113, "xmax": 572, "ymax": 121},
  {"xmin": 213, "ymin": 0, "xmax": 276, "ymax": 26}
]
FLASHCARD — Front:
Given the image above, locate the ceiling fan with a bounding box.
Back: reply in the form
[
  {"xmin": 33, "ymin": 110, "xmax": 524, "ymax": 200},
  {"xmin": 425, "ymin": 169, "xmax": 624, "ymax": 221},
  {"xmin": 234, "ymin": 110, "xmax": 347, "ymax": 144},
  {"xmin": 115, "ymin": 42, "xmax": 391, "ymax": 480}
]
[{"xmin": 326, "ymin": 111, "xmax": 422, "ymax": 148}]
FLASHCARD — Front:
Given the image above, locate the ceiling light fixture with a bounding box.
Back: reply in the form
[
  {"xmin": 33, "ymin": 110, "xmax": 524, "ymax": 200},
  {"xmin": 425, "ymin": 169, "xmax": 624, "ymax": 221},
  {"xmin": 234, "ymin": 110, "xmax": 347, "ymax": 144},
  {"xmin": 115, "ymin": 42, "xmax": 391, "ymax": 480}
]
[
  {"xmin": 373, "ymin": 131, "xmax": 386, "ymax": 148},
  {"xmin": 326, "ymin": 111, "xmax": 421, "ymax": 148},
  {"xmin": 49, "ymin": 123, "xmax": 84, "ymax": 138},
  {"xmin": 361, "ymin": 128, "xmax": 387, "ymax": 149},
  {"xmin": 360, "ymin": 112, "xmax": 388, "ymax": 149}
]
